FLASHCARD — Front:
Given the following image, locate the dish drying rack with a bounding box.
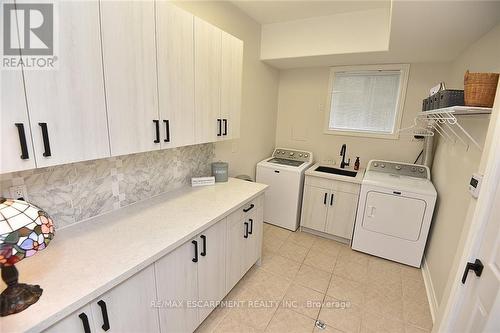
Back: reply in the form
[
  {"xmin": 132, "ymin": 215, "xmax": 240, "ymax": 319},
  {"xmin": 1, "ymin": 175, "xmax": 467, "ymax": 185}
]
[{"xmin": 400, "ymin": 106, "xmax": 492, "ymax": 151}]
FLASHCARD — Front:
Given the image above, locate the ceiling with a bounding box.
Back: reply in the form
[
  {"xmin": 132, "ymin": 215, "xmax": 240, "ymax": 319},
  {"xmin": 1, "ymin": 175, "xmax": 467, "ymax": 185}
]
[
  {"xmin": 231, "ymin": 0, "xmax": 500, "ymax": 68},
  {"xmin": 231, "ymin": 0, "xmax": 390, "ymax": 24}
]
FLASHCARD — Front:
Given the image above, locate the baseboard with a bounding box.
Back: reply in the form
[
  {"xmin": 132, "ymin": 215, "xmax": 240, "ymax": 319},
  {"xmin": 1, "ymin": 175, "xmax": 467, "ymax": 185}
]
[{"xmin": 421, "ymin": 255, "xmax": 438, "ymax": 323}]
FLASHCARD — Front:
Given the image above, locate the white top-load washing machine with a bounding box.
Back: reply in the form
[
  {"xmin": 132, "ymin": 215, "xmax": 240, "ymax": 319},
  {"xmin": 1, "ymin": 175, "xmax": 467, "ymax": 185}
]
[
  {"xmin": 351, "ymin": 160, "xmax": 437, "ymax": 267},
  {"xmin": 256, "ymin": 148, "xmax": 314, "ymax": 231}
]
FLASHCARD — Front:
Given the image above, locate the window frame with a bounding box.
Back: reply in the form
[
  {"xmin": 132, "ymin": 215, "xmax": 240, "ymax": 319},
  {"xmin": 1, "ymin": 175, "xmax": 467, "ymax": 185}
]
[{"xmin": 324, "ymin": 64, "xmax": 410, "ymax": 140}]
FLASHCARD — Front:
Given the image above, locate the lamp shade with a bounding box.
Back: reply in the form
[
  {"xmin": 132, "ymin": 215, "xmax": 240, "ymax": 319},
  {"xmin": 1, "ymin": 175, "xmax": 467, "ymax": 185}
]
[{"xmin": 0, "ymin": 198, "xmax": 54, "ymax": 267}]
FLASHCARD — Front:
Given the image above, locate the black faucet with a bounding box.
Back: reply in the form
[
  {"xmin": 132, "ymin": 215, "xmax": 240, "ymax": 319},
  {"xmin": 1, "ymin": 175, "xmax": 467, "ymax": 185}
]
[{"xmin": 340, "ymin": 144, "xmax": 350, "ymax": 169}]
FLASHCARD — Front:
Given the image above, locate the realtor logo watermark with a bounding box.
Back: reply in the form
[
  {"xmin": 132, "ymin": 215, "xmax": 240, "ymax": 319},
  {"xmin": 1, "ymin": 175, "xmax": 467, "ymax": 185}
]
[{"xmin": 2, "ymin": 2, "xmax": 58, "ymax": 69}]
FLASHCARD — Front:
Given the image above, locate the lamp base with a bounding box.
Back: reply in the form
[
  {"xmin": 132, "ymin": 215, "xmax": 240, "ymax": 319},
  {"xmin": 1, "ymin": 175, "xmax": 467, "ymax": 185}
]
[{"xmin": 0, "ymin": 265, "xmax": 43, "ymax": 317}]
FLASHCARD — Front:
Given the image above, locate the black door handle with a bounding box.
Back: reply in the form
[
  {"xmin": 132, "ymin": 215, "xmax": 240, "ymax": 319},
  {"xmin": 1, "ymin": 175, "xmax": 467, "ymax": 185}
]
[
  {"xmin": 153, "ymin": 120, "xmax": 160, "ymax": 143},
  {"xmin": 243, "ymin": 204, "xmax": 254, "ymax": 213},
  {"xmin": 223, "ymin": 119, "xmax": 227, "ymax": 136},
  {"xmin": 78, "ymin": 313, "xmax": 91, "ymax": 333},
  {"xmin": 248, "ymin": 219, "xmax": 253, "ymax": 235},
  {"xmin": 200, "ymin": 235, "xmax": 207, "ymax": 257},
  {"xmin": 97, "ymin": 300, "xmax": 110, "ymax": 331},
  {"xmin": 461, "ymin": 259, "xmax": 484, "ymax": 284},
  {"xmin": 330, "ymin": 193, "xmax": 334, "ymax": 206},
  {"xmin": 217, "ymin": 119, "xmax": 222, "ymax": 137},
  {"xmin": 163, "ymin": 120, "xmax": 170, "ymax": 142},
  {"xmin": 15, "ymin": 123, "xmax": 29, "ymax": 159},
  {"xmin": 323, "ymin": 193, "xmax": 327, "ymax": 205},
  {"xmin": 38, "ymin": 123, "xmax": 51, "ymax": 157},
  {"xmin": 244, "ymin": 222, "xmax": 249, "ymax": 238},
  {"xmin": 192, "ymin": 240, "xmax": 198, "ymax": 262}
]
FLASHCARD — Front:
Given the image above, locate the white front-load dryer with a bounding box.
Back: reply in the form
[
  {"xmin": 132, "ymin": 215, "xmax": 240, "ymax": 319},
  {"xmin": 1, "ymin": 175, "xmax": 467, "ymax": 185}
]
[{"xmin": 351, "ymin": 160, "xmax": 437, "ymax": 267}]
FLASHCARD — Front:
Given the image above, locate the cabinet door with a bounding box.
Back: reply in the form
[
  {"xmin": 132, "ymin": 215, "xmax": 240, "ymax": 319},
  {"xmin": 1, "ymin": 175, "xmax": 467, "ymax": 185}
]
[
  {"xmin": 197, "ymin": 219, "xmax": 227, "ymax": 322},
  {"xmin": 226, "ymin": 212, "xmax": 247, "ymax": 293},
  {"xmin": 194, "ymin": 17, "xmax": 221, "ymax": 144},
  {"xmin": 101, "ymin": 0, "xmax": 160, "ymax": 156},
  {"xmin": 90, "ymin": 265, "xmax": 159, "ymax": 333},
  {"xmin": 156, "ymin": 2, "xmax": 195, "ymax": 148},
  {"xmin": 44, "ymin": 304, "xmax": 95, "ymax": 333},
  {"xmin": 300, "ymin": 185, "xmax": 329, "ymax": 232},
  {"xmin": 1, "ymin": 69, "xmax": 36, "ymax": 173},
  {"xmin": 155, "ymin": 238, "xmax": 199, "ymax": 333},
  {"xmin": 325, "ymin": 191, "xmax": 359, "ymax": 239},
  {"xmin": 246, "ymin": 206, "xmax": 263, "ymax": 270},
  {"xmin": 220, "ymin": 31, "xmax": 243, "ymax": 140},
  {"xmin": 23, "ymin": 1, "xmax": 109, "ymax": 167}
]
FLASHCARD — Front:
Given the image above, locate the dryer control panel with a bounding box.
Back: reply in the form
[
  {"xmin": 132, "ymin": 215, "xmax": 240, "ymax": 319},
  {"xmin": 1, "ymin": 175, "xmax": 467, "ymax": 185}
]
[
  {"xmin": 273, "ymin": 148, "xmax": 313, "ymax": 163},
  {"xmin": 367, "ymin": 160, "xmax": 430, "ymax": 180}
]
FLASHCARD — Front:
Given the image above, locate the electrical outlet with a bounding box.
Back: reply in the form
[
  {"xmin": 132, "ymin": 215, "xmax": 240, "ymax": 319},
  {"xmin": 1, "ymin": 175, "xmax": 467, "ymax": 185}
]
[{"xmin": 9, "ymin": 185, "xmax": 28, "ymax": 200}]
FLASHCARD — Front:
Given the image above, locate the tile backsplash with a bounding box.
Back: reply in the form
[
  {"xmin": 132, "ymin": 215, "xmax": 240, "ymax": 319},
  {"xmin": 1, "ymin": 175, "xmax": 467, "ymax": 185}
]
[{"xmin": 0, "ymin": 144, "xmax": 214, "ymax": 229}]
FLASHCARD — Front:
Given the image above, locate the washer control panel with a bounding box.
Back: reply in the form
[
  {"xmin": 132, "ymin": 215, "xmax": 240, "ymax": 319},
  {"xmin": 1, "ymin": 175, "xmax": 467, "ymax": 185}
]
[
  {"xmin": 368, "ymin": 160, "xmax": 429, "ymax": 179},
  {"xmin": 273, "ymin": 148, "xmax": 313, "ymax": 163}
]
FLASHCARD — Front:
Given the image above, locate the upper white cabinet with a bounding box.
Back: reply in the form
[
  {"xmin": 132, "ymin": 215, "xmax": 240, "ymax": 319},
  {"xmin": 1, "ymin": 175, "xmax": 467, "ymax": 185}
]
[
  {"xmin": 194, "ymin": 17, "xmax": 222, "ymax": 144},
  {"xmin": 221, "ymin": 31, "xmax": 243, "ymax": 140},
  {"xmin": 100, "ymin": 0, "xmax": 160, "ymax": 156},
  {"xmin": 156, "ymin": 2, "xmax": 196, "ymax": 148},
  {"xmin": 0, "ymin": 69, "xmax": 36, "ymax": 173},
  {"xmin": 22, "ymin": 1, "xmax": 110, "ymax": 167}
]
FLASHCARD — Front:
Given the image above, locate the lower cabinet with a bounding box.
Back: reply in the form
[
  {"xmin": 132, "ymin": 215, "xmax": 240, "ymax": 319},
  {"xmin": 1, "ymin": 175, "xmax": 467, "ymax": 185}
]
[
  {"xmin": 45, "ymin": 266, "xmax": 159, "ymax": 333},
  {"xmin": 300, "ymin": 176, "xmax": 360, "ymax": 240}
]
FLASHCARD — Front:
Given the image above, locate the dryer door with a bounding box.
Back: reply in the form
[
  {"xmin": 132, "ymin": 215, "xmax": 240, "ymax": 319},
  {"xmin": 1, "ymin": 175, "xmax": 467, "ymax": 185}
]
[{"xmin": 362, "ymin": 190, "xmax": 426, "ymax": 241}]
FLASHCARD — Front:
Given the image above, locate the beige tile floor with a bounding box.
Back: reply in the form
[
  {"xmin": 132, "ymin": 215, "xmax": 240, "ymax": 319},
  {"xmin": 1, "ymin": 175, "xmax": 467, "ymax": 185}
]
[{"xmin": 196, "ymin": 223, "xmax": 433, "ymax": 333}]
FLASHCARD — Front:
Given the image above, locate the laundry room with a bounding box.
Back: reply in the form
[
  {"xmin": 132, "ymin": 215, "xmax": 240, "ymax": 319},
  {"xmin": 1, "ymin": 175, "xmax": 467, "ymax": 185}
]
[{"xmin": 1, "ymin": 1, "xmax": 500, "ymax": 333}]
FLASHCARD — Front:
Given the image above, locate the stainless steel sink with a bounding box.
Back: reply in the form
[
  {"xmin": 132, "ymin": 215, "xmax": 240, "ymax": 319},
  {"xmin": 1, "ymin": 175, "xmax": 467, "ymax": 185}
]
[{"xmin": 315, "ymin": 166, "xmax": 357, "ymax": 177}]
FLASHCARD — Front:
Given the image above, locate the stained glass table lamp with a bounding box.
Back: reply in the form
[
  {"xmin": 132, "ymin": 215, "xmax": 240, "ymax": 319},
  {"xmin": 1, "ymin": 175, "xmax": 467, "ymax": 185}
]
[{"xmin": 0, "ymin": 197, "xmax": 54, "ymax": 316}]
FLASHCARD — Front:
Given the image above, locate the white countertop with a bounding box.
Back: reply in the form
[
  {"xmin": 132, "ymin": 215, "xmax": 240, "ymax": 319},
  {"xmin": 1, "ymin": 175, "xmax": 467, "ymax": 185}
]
[
  {"xmin": 2, "ymin": 178, "xmax": 267, "ymax": 333},
  {"xmin": 305, "ymin": 163, "xmax": 365, "ymax": 184}
]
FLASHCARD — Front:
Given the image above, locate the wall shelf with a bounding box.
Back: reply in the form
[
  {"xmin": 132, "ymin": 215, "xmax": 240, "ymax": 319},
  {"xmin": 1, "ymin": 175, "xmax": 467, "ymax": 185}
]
[{"xmin": 422, "ymin": 106, "xmax": 492, "ymax": 116}]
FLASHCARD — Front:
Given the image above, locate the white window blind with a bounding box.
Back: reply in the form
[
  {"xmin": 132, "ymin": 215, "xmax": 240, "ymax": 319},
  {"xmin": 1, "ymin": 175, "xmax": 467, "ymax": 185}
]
[{"xmin": 329, "ymin": 70, "xmax": 402, "ymax": 134}]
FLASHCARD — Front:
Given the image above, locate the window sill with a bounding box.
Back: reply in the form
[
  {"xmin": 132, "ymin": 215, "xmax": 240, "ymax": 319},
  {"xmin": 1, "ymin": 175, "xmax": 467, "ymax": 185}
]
[{"xmin": 323, "ymin": 128, "xmax": 400, "ymax": 140}]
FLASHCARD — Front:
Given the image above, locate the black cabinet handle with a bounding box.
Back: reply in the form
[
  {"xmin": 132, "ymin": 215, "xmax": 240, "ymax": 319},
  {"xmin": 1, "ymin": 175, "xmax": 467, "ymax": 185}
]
[
  {"xmin": 38, "ymin": 123, "xmax": 51, "ymax": 157},
  {"xmin": 217, "ymin": 119, "xmax": 222, "ymax": 137},
  {"xmin": 153, "ymin": 120, "xmax": 160, "ymax": 143},
  {"xmin": 192, "ymin": 240, "xmax": 198, "ymax": 262},
  {"xmin": 15, "ymin": 123, "xmax": 29, "ymax": 159},
  {"xmin": 243, "ymin": 204, "xmax": 254, "ymax": 213},
  {"xmin": 330, "ymin": 194, "xmax": 334, "ymax": 206},
  {"xmin": 78, "ymin": 313, "xmax": 91, "ymax": 333},
  {"xmin": 97, "ymin": 300, "xmax": 110, "ymax": 331},
  {"xmin": 461, "ymin": 259, "xmax": 484, "ymax": 284},
  {"xmin": 323, "ymin": 193, "xmax": 327, "ymax": 205},
  {"xmin": 200, "ymin": 235, "xmax": 207, "ymax": 257},
  {"xmin": 223, "ymin": 119, "xmax": 227, "ymax": 136},
  {"xmin": 248, "ymin": 219, "xmax": 253, "ymax": 235},
  {"xmin": 244, "ymin": 222, "xmax": 249, "ymax": 238},
  {"xmin": 163, "ymin": 120, "xmax": 170, "ymax": 143}
]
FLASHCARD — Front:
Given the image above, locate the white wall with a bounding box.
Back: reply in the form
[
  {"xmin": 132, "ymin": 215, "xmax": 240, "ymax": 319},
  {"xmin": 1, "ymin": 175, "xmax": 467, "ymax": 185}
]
[
  {"xmin": 173, "ymin": 1, "xmax": 280, "ymax": 180},
  {"xmin": 274, "ymin": 63, "xmax": 450, "ymax": 167},
  {"xmin": 425, "ymin": 23, "xmax": 500, "ymax": 309},
  {"xmin": 260, "ymin": 8, "xmax": 390, "ymax": 60}
]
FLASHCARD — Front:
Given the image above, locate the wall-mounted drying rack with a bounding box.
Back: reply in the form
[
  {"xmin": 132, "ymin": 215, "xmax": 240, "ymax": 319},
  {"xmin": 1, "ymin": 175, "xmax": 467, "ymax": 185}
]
[{"xmin": 401, "ymin": 106, "xmax": 492, "ymax": 151}]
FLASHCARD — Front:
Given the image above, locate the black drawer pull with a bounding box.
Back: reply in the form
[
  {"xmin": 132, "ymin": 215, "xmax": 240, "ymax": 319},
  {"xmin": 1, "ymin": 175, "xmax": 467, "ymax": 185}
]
[
  {"xmin": 223, "ymin": 119, "xmax": 227, "ymax": 136},
  {"xmin": 192, "ymin": 240, "xmax": 198, "ymax": 262},
  {"xmin": 163, "ymin": 120, "xmax": 170, "ymax": 142},
  {"xmin": 330, "ymin": 194, "xmax": 334, "ymax": 206},
  {"xmin": 244, "ymin": 222, "xmax": 249, "ymax": 238},
  {"xmin": 323, "ymin": 193, "xmax": 327, "ymax": 205},
  {"xmin": 38, "ymin": 123, "xmax": 51, "ymax": 157},
  {"xmin": 153, "ymin": 120, "xmax": 160, "ymax": 143},
  {"xmin": 243, "ymin": 204, "xmax": 254, "ymax": 213},
  {"xmin": 15, "ymin": 123, "xmax": 29, "ymax": 159},
  {"xmin": 97, "ymin": 300, "xmax": 110, "ymax": 331},
  {"xmin": 248, "ymin": 219, "xmax": 253, "ymax": 235},
  {"xmin": 217, "ymin": 119, "xmax": 222, "ymax": 136},
  {"xmin": 78, "ymin": 313, "xmax": 91, "ymax": 333},
  {"xmin": 200, "ymin": 235, "xmax": 207, "ymax": 257}
]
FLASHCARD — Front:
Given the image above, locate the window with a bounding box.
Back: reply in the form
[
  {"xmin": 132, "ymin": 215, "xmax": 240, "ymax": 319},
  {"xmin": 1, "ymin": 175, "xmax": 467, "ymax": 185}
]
[{"xmin": 325, "ymin": 64, "xmax": 409, "ymax": 139}]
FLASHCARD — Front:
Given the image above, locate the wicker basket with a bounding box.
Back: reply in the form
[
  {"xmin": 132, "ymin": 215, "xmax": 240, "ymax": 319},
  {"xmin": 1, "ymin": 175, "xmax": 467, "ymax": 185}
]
[{"xmin": 464, "ymin": 70, "xmax": 499, "ymax": 107}]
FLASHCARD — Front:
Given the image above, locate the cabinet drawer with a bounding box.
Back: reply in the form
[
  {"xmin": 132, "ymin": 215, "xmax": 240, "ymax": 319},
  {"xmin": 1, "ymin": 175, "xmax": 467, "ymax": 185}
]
[
  {"xmin": 305, "ymin": 176, "xmax": 360, "ymax": 195},
  {"xmin": 228, "ymin": 194, "xmax": 264, "ymax": 223}
]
